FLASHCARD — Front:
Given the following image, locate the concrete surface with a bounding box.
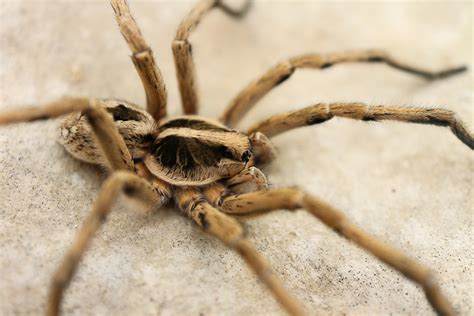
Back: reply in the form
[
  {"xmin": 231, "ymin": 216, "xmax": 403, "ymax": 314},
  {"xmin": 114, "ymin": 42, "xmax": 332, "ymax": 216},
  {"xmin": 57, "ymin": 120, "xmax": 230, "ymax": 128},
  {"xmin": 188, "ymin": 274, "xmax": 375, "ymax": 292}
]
[{"xmin": 0, "ymin": 1, "xmax": 472, "ymax": 315}]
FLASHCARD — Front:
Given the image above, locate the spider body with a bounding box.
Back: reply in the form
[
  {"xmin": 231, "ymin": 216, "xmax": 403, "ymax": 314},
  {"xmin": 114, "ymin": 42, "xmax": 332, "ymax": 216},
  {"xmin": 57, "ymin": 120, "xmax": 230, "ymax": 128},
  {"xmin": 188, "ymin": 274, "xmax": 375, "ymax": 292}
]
[
  {"xmin": 60, "ymin": 101, "xmax": 255, "ymax": 186},
  {"xmin": 0, "ymin": 1, "xmax": 472, "ymax": 316}
]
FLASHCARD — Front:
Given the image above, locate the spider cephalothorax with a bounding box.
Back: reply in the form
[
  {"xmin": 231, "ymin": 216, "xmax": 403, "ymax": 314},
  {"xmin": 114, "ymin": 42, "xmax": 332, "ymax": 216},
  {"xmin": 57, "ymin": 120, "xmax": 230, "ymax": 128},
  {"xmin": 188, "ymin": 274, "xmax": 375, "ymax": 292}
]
[
  {"xmin": 0, "ymin": 1, "xmax": 472, "ymax": 316},
  {"xmin": 147, "ymin": 116, "xmax": 252, "ymax": 185}
]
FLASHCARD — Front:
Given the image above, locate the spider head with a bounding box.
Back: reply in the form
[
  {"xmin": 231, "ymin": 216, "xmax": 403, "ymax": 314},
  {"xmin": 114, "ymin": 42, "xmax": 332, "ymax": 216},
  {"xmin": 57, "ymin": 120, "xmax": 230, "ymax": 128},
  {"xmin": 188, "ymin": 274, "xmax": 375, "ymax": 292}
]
[{"xmin": 143, "ymin": 116, "xmax": 252, "ymax": 186}]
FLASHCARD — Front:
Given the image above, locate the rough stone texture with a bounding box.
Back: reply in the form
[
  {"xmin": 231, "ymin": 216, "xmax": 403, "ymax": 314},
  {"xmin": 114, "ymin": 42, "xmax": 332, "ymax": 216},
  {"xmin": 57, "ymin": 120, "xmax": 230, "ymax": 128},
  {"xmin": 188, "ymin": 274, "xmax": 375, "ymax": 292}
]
[{"xmin": 0, "ymin": 1, "xmax": 472, "ymax": 315}]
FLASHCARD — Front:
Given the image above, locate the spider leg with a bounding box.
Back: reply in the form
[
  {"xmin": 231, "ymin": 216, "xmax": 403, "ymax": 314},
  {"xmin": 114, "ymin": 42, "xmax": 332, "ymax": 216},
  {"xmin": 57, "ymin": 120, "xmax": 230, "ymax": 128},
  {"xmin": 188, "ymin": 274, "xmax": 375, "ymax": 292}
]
[
  {"xmin": 111, "ymin": 0, "xmax": 167, "ymax": 121},
  {"xmin": 220, "ymin": 50, "xmax": 467, "ymax": 127},
  {"xmin": 249, "ymin": 131, "xmax": 277, "ymax": 165},
  {"xmin": 175, "ymin": 187, "xmax": 305, "ymax": 316},
  {"xmin": 245, "ymin": 102, "xmax": 474, "ymax": 150},
  {"xmin": 173, "ymin": 0, "xmax": 251, "ymax": 115},
  {"xmin": 0, "ymin": 98, "xmax": 135, "ymax": 170},
  {"xmin": 225, "ymin": 166, "xmax": 268, "ymax": 194},
  {"xmin": 46, "ymin": 171, "xmax": 170, "ymax": 316},
  {"xmin": 219, "ymin": 188, "xmax": 455, "ymax": 316},
  {"xmin": 201, "ymin": 168, "xmax": 267, "ymax": 206}
]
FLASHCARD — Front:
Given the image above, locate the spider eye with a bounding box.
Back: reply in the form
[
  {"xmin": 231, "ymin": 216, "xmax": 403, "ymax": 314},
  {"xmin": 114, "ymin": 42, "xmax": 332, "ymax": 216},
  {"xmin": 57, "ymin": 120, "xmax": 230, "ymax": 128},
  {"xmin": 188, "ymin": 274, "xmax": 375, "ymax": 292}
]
[{"xmin": 241, "ymin": 150, "xmax": 251, "ymax": 163}]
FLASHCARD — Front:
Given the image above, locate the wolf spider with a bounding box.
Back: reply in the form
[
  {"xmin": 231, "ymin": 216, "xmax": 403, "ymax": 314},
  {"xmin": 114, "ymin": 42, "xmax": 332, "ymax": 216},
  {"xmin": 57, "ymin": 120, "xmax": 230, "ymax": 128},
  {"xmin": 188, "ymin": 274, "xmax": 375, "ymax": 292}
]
[{"xmin": 0, "ymin": 0, "xmax": 472, "ymax": 315}]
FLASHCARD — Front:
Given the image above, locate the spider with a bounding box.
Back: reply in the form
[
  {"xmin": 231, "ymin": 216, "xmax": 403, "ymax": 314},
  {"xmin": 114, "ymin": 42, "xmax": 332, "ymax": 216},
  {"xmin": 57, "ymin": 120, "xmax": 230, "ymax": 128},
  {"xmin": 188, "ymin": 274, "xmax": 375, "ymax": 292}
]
[{"xmin": 0, "ymin": 0, "xmax": 472, "ymax": 315}]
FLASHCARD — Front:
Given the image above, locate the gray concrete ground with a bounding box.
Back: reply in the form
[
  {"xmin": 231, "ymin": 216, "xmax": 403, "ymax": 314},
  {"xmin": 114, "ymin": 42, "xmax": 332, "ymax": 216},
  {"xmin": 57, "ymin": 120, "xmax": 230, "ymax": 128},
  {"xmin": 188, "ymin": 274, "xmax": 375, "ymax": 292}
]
[{"xmin": 0, "ymin": 1, "xmax": 472, "ymax": 315}]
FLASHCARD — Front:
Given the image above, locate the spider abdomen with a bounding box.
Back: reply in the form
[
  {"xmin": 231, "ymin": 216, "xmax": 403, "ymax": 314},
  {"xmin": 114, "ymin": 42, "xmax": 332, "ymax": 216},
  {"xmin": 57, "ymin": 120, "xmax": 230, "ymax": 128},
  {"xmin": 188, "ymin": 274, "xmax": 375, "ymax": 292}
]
[{"xmin": 59, "ymin": 99, "xmax": 154, "ymax": 165}]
